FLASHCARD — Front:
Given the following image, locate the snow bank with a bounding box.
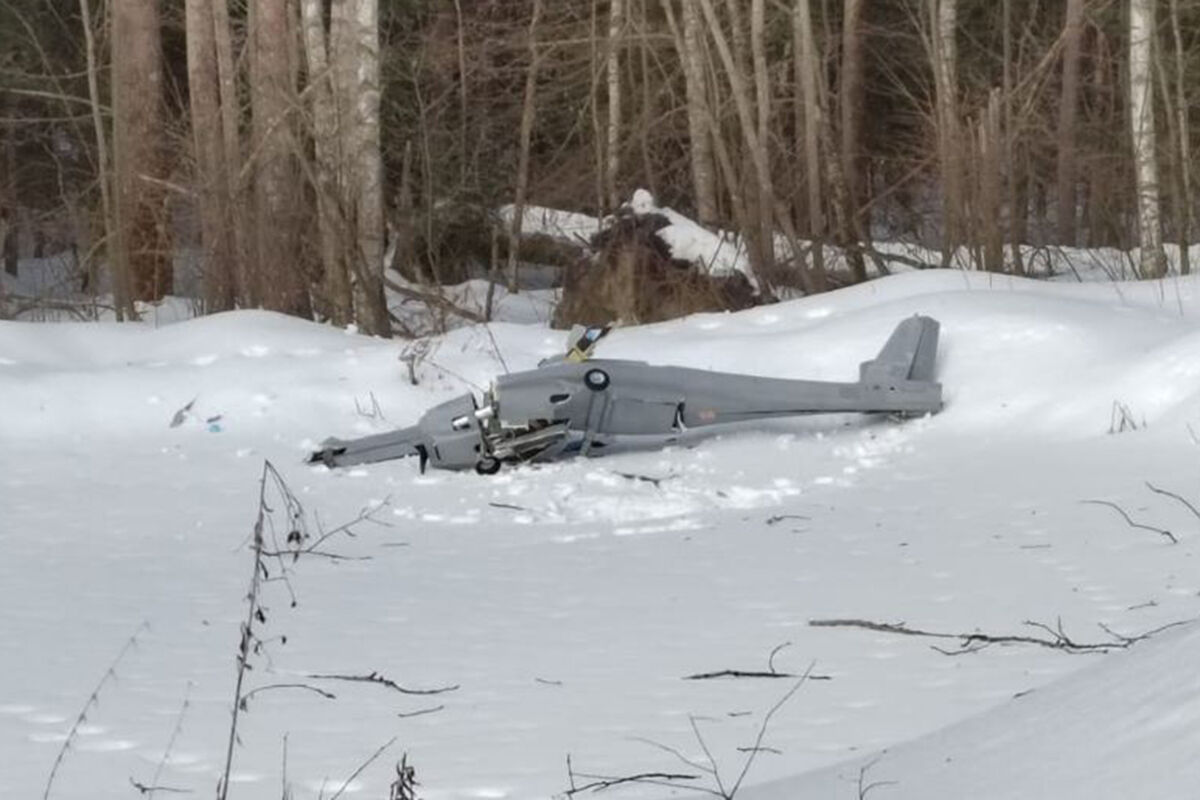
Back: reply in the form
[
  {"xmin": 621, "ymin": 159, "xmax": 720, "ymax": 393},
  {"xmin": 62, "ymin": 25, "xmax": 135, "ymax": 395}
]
[
  {"xmin": 4, "ymin": 268, "xmax": 1200, "ymax": 800},
  {"xmin": 741, "ymin": 621, "xmax": 1200, "ymax": 800}
]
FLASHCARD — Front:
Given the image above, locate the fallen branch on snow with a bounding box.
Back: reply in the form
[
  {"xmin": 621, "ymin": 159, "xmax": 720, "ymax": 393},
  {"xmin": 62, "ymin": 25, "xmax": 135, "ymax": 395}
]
[{"xmin": 809, "ymin": 617, "xmax": 1192, "ymax": 655}]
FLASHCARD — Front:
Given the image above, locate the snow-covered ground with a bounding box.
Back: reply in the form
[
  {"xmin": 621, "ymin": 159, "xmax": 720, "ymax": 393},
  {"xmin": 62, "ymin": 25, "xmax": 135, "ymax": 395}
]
[{"xmin": 4, "ymin": 269, "xmax": 1200, "ymax": 799}]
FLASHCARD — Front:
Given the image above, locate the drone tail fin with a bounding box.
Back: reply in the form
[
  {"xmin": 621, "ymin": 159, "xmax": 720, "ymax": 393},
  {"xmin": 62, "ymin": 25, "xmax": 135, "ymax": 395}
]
[{"xmin": 859, "ymin": 315, "xmax": 940, "ymax": 386}]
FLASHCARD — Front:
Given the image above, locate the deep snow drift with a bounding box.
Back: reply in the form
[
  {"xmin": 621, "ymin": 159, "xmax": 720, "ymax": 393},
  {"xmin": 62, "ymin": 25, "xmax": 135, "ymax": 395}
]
[{"xmin": 3, "ymin": 269, "xmax": 1200, "ymax": 799}]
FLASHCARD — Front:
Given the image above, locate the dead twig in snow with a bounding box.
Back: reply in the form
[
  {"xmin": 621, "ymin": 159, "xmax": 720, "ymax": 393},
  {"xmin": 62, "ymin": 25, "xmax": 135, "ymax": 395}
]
[
  {"xmin": 1145, "ymin": 482, "xmax": 1200, "ymax": 528},
  {"xmin": 684, "ymin": 642, "xmax": 809, "ymax": 680},
  {"xmin": 218, "ymin": 461, "xmax": 379, "ymax": 800},
  {"xmin": 140, "ymin": 682, "xmax": 192, "ymax": 800},
  {"xmin": 565, "ymin": 770, "xmax": 703, "ymax": 796},
  {"xmin": 238, "ymin": 683, "xmax": 336, "ymax": 708},
  {"xmin": 856, "ymin": 755, "xmax": 897, "ymax": 799},
  {"xmin": 396, "ymin": 705, "xmax": 445, "ymax": 719},
  {"xmin": 389, "ymin": 753, "xmax": 419, "ymax": 800},
  {"xmin": 44, "ymin": 622, "xmax": 149, "ymax": 800},
  {"xmin": 810, "ymin": 617, "xmax": 1191, "ymax": 655},
  {"xmin": 609, "ymin": 470, "xmax": 676, "ymax": 489},
  {"xmin": 129, "ymin": 778, "xmax": 191, "ymax": 795},
  {"xmin": 1081, "ymin": 499, "xmax": 1176, "ymax": 543},
  {"xmin": 329, "ymin": 737, "xmax": 397, "ymax": 800},
  {"xmin": 306, "ymin": 671, "xmax": 459, "ymax": 696}
]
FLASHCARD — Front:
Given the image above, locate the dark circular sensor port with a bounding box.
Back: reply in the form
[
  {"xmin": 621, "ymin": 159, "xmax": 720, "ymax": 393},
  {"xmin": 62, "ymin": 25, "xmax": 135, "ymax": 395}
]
[{"xmin": 584, "ymin": 369, "xmax": 610, "ymax": 391}]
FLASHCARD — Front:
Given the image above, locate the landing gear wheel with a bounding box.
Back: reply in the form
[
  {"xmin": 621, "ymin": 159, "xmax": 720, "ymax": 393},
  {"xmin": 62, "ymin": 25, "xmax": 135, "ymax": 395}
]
[
  {"xmin": 584, "ymin": 368, "xmax": 610, "ymax": 391},
  {"xmin": 475, "ymin": 456, "xmax": 502, "ymax": 475}
]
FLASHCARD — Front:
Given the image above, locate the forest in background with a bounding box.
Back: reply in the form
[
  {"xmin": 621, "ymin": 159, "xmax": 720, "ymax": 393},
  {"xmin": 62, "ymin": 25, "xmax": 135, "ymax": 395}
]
[{"xmin": 0, "ymin": 0, "xmax": 1196, "ymax": 334}]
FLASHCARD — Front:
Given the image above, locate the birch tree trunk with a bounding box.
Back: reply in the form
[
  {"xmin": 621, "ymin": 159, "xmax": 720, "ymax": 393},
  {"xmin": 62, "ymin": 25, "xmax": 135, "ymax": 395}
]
[
  {"xmin": 326, "ymin": 0, "xmax": 389, "ymax": 334},
  {"xmin": 250, "ymin": 0, "xmax": 311, "ymax": 315},
  {"xmin": 1055, "ymin": 0, "xmax": 1084, "ymax": 246},
  {"xmin": 112, "ymin": 0, "xmax": 172, "ymax": 302},
  {"xmin": 347, "ymin": 0, "xmax": 389, "ymax": 335},
  {"xmin": 299, "ymin": 0, "xmax": 349, "ymax": 324},
  {"xmin": 1129, "ymin": 0, "xmax": 1166, "ymax": 278},
  {"xmin": 929, "ymin": 0, "xmax": 961, "ymax": 266},
  {"xmin": 186, "ymin": 0, "xmax": 236, "ymax": 311},
  {"xmin": 1169, "ymin": 0, "xmax": 1191, "ymax": 275},
  {"xmin": 606, "ymin": 0, "xmax": 624, "ymax": 210}
]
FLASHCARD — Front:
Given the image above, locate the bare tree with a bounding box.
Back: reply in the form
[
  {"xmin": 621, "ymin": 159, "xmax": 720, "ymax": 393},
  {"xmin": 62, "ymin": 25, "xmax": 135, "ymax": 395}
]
[
  {"xmin": 250, "ymin": 0, "xmax": 311, "ymax": 316},
  {"xmin": 606, "ymin": 0, "xmax": 625, "ymax": 210},
  {"xmin": 333, "ymin": 0, "xmax": 390, "ymax": 335},
  {"xmin": 1129, "ymin": 0, "xmax": 1166, "ymax": 278},
  {"xmin": 840, "ymin": 0, "xmax": 867, "ymax": 234},
  {"xmin": 211, "ymin": 0, "xmax": 247, "ymax": 302},
  {"xmin": 1, "ymin": 90, "xmax": 17, "ymax": 279},
  {"xmin": 1167, "ymin": 0, "xmax": 1192, "ymax": 275},
  {"xmin": 928, "ymin": 0, "xmax": 961, "ymax": 266},
  {"xmin": 300, "ymin": 0, "xmax": 351, "ymax": 325},
  {"xmin": 506, "ymin": 0, "xmax": 545, "ymax": 292},
  {"xmin": 667, "ymin": 0, "xmax": 718, "ymax": 225},
  {"xmin": 794, "ymin": 0, "xmax": 825, "ymax": 281},
  {"xmin": 186, "ymin": 0, "xmax": 237, "ymax": 311},
  {"xmin": 112, "ymin": 0, "xmax": 171, "ymax": 302},
  {"xmin": 1055, "ymin": 0, "xmax": 1084, "ymax": 246}
]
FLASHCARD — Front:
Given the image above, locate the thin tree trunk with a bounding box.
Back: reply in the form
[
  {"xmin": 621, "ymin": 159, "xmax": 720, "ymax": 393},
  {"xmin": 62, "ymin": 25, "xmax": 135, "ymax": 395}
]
[
  {"xmin": 329, "ymin": 0, "xmax": 388, "ymax": 334},
  {"xmin": 112, "ymin": 0, "xmax": 171, "ymax": 302},
  {"xmin": 636, "ymin": 0, "xmax": 657, "ymax": 198},
  {"xmin": 840, "ymin": 0, "xmax": 866, "ymax": 234},
  {"xmin": 251, "ymin": 0, "xmax": 310, "ymax": 315},
  {"xmin": 507, "ymin": 0, "xmax": 544, "ymax": 293},
  {"xmin": 1055, "ymin": 0, "xmax": 1084, "ymax": 246},
  {"xmin": 1003, "ymin": 0, "xmax": 1023, "ymax": 274},
  {"xmin": 979, "ymin": 90, "xmax": 1004, "ymax": 272},
  {"xmin": 300, "ymin": 0, "xmax": 350, "ymax": 324},
  {"xmin": 794, "ymin": 0, "xmax": 824, "ymax": 283},
  {"xmin": 1155, "ymin": 54, "xmax": 1186, "ymax": 281},
  {"xmin": 1169, "ymin": 0, "xmax": 1191, "ymax": 275},
  {"xmin": 347, "ymin": 0, "xmax": 389, "ymax": 335},
  {"xmin": 750, "ymin": 0, "xmax": 775, "ymax": 281},
  {"xmin": 697, "ymin": 0, "xmax": 776, "ymax": 293},
  {"xmin": 2, "ymin": 92, "xmax": 18, "ymax": 278},
  {"xmin": 186, "ymin": 0, "xmax": 236, "ymax": 311},
  {"xmin": 1129, "ymin": 0, "xmax": 1166, "ymax": 277},
  {"xmin": 211, "ymin": 0, "xmax": 247, "ymax": 303},
  {"xmin": 662, "ymin": 0, "xmax": 718, "ymax": 224},
  {"xmin": 606, "ymin": 0, "xmax": 624, "ymax": 210},
  {"xmin": 453, "ymin": 0, "xmax": 469, "ymax": 188},
  {"xmin": 929, "ymin": 0, "xmax": 960, "ymax": 266}
]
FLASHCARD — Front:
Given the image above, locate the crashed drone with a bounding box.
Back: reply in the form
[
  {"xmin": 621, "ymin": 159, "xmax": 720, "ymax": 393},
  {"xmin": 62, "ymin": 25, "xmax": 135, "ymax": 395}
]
[{"xmin": 310, "ymin": 315, "xmax": 943, "ymax": 474}]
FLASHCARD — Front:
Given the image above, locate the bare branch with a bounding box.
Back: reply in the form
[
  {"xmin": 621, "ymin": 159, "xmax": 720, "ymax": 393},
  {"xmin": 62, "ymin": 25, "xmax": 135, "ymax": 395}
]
[
  {"xmin": 810, "ymin": 617, "xmax": 1188, "ymax": 654},
  {"xmin": 44, "ymin": 622, "xmax": 149, "ymax": 800},
  {"xmin": 330, "ymin": 737, "xmax": 397, "ymax": 800},
  {"xmin": 307, "ymin": 671, "xmax": 459, "ymax": 696},
  {"xmin": 1145, "ymin": 482, "xmax": 1200, "ymax": 528},
  {"xmin": 1081, "ymin": 499, "xmax": 1176, "ymax": 543}
]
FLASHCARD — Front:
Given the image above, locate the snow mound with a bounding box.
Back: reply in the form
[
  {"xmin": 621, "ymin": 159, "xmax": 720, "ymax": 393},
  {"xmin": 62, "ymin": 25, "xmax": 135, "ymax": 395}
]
[{"xmin": 741, "ymin": 621, "xmax": 1200, "ymax": 800}]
